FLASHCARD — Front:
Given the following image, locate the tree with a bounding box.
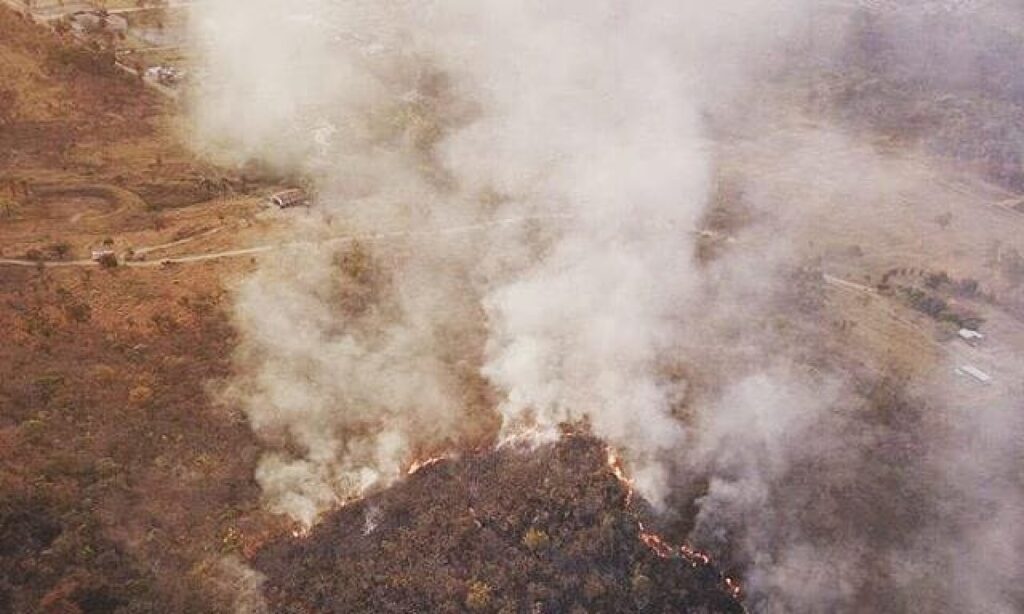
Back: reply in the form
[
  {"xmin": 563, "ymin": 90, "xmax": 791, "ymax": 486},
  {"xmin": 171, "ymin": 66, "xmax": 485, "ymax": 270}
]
[
  {"xmin": 49, "ymin": 242, "xmax": 72, "ymax": 261},
  {"xmin": 97, "ymin": 253, "xmax": 118, "ymax": 269}
]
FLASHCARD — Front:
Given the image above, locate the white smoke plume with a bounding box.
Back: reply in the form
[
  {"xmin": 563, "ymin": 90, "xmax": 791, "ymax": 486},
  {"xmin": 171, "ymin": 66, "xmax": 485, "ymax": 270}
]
[
  {"xmin": 452, "ymin": 5, "xmax": 710, "ymax": 505},
  {"xmin": 190, "ymin": 0, "xmax": 808, "ymax": 519},
  {"xmin": 187, "ymin": 1, "xmax": 1024, "ymax": 612}
]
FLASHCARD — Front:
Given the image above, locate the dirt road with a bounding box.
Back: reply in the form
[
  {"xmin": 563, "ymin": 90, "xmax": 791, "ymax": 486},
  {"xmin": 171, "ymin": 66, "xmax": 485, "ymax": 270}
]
[{"xmin": 0, "ymin": 214, "xmax": 573, "ymax": 268}]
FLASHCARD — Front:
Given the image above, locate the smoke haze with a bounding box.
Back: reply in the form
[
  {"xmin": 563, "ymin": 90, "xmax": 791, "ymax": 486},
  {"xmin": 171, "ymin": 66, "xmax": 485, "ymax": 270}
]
[
  {"xmin": 190, "ymin": 0, "xmax": 809, "ymax": 519},
  {"xmin": 188, "ymin": 1, "xmax": 1024, "ymax": 611}
]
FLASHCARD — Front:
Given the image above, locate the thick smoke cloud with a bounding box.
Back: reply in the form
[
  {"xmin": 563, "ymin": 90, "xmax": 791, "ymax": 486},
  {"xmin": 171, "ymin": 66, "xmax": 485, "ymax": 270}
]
[
  {"xmin": 190, "ymin": 0, "xmax": 808, "ymax": 519},
  {"xmin": 452, "ymin": 5, "xmax": 710, "ymax": 504},
  {"xmin": 188, "ymin": 1, "xmax": 1023, "ymax": 612}
]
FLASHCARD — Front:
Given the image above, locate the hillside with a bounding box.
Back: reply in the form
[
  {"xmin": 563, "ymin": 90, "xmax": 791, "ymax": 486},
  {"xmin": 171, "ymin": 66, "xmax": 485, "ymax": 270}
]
[{"xmin": 256, "ymin": 436, "xmax": 743, "ymax": 614}]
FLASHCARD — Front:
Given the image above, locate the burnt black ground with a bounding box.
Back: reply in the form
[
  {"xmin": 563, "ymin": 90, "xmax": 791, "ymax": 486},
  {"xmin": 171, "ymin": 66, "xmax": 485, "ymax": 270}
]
[{"xmin": 255, "ymin": 435, "xmax": 743, "ymax": 614}]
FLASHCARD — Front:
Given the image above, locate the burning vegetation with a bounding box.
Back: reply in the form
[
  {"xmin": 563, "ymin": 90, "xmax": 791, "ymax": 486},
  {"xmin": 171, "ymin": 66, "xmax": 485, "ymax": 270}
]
[
  {"xmin": 253, "ymin": 435, "xmax": 744, "ymax": 613},
  {"xmin": 604, "ymin": 447, "xmax": 741, "ymax": 601}
]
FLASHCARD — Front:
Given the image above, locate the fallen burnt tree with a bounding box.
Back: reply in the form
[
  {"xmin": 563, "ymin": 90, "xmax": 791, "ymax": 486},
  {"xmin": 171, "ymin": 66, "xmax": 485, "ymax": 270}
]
[{"xmin": 254, "ymin": 435, "xmax": 743, "ymax": 613}]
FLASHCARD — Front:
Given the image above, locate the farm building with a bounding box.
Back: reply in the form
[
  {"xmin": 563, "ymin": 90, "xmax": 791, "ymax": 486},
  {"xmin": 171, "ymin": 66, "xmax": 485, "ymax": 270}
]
[
  {"xmin": 144, "ymin": 66, "xmax": 186, "ymax": 86},
  {"xmin": 958, "ymin": 328, "xmax": 984, "ymax": 343},
  {"xmin": 956, "ymin": 365, "xmax": 992, "ymax": 384},
  {"xmin": 269, "ymin": 189, "xmax": 311, "ymax": 209},
  {"xmin": 91, "ymin": 248, "xmax": 116, "ymax": 262}
]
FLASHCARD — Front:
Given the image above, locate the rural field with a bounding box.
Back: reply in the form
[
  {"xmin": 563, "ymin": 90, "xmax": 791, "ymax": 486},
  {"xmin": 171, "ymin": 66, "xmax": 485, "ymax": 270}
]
[{"xmin": 1, "ymin": 1, "xmax": 1022, "ymax": 613}]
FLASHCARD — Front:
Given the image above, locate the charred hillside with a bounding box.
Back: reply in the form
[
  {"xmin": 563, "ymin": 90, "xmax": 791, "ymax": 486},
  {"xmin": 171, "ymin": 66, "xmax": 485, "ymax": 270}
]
[{"xmin": 255, "ymin": 435, "xmax": 743, "ymax": 614}]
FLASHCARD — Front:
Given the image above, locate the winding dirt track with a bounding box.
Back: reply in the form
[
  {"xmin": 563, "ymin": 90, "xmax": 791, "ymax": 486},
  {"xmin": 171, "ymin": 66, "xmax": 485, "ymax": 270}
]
[{"xmin": 28, "ymin": 183, "xmax": 148, "ymax": 221}]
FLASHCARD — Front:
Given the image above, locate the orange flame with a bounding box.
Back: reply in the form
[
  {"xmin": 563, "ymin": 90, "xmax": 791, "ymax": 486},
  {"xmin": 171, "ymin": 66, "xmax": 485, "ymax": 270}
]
[
  {"xmin": 679, "ymin": 543, "xmax": 711, "ymax": 566},
  {"xmin": 638, "ymin": 522, "xmax": 676, "ymax": 558},
  {"xmin": 606, "ymin": 447, "xmax": 635, "ymax": 506},
  {"xmin": 406, "ymin": 455, "xmax": 449, "ymax": 475},
  {"xmin": 605, "ymin": 446, "xmax": 743, "ymax": 602},
  {"xmin": 290, "ymin": 524, "xmax": 312, "ymax": 539},
  {"xmin": 724, "ymin": 576, "xmax": 743, "ymax": 599}
]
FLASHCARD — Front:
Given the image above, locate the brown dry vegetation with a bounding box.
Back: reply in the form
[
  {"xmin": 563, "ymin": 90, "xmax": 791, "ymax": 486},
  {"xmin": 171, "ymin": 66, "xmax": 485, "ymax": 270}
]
[
  {"xmin": 0, "ymin": 7, "xmax": 275, "ymax": 612},
  {"xmin": 0, "ymin": 8, "xmax": 192, "ymax": 188},
  {"xmin": 0, "ymin": 262, "xmax": 276, "ymax": 612}
]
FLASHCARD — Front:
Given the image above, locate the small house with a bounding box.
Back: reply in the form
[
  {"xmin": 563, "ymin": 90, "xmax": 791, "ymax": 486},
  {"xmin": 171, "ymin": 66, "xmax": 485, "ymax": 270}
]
[
  {"xmin": 91, "ymin": 248, "xmax": 116, "ymax": 262},
  {"xmin": 144, "ymin": 66, "xmax": 186, "ymax": 86},
  {"xmin": 956, "ymin": 365, "xmax": 992, "ymax": 384},
  {"xmin": 269, "ymin": 189, "xmax": 310, "ymax": 209},
  {"xmin": 958, "ymin": 328, "xmax": 984, "ymax": 344}
]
